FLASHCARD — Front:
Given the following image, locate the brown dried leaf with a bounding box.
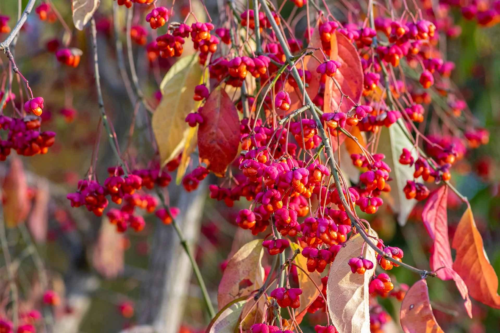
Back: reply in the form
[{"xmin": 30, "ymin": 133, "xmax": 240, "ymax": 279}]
[
  {"xmin": 327, "ymin": 231, "xmax": 377, "ymax": 333},
  {"xmin": 400, "ymin": 279, "xmax": 444, "ymax": 333},
  {"xmin": 218, "ymin": 239, "xmax": 264, "ymax": 310}
]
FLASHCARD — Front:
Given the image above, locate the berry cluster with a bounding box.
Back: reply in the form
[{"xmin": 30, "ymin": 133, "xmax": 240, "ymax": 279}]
[
  {"xmin": 0, "ymin": 115, "xmax": 55, "ymax": 160},
  {"xmin": 67, "ymin": 165, "xmax": 175, "ymax": 233},
  {"xmin": 269, "ymin": 287, "xmax": 302, "ymax": 309}
]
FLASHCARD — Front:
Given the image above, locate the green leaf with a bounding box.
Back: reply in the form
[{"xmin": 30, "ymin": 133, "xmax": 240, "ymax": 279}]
[
  {"xmin": 378, "ymin": 120, "xmax": 418, "ymax": 225},
  {"xmin": 153, "ymin": 55, "xmax": 203, "ymax": 166},
  {"xmin": 206, "ymin": 297, "xmax": 247, "ymax": 333}
]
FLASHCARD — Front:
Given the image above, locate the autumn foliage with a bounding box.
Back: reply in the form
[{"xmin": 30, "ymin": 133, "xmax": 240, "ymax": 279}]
[{"xmin": 0, "ymin": 0, "xmax": 500, "ymax": 332}]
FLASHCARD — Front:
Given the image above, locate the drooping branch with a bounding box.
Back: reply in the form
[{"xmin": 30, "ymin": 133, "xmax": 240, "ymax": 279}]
[{"xmin": 259, "ymin": 0, "xmax": 436, "ymax": 278}]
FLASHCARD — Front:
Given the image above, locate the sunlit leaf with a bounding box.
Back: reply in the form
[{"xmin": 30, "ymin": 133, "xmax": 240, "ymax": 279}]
[
  {"xmin": 198, "ymin": 86, "xmax": 240, "ymax": 177},
  {"xmin": 452, "ymin": 207, "xmax": 500, "ymax": 309},
  {"xmin": 153, "ymin": 54, "xmax": 203, "ymax": 166},
  {"xmin": 72, "ymin": 0, "xmax": 100, "ymax": 30},
  {"xmin": 327, "ymin": 231, "xmax": 377, "ymax": 333},
  {"xmin": 218, "ymin": 239, "xmax": 264, "ymax": 310},
  {"xmin": 400, "ymin": 279, "xmax": 444, "ymax": 333},
  {"xmin": 290, "ymin": 242, "xmax": 322, "ymax": 323},
  {"xmin": 378, "ymin": 121, "xmax": 417, "ymax": 225},
  {"xmin": 176, "ymin": 126, "xmax": 198, "ymax": 184}
]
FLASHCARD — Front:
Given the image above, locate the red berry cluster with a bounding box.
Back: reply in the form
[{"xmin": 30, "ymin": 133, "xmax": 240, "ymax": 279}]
[
  {"xmin": 348, "ymin": 256, "xmax": 374, "ymax": 274},
  {"xmin": 145, "ymin": 7, "xmax": 170, "ymax": 29},
  {"xmin": 0, "ymin": 115, "xmax": 55, "ymax": 160},
  {"xmin": 270, "ymin": 287, "xmax": 302, "ymax": 309},
  {"xmin": 369, "ymin": 273, "xmax": 394, "ymax": 296}
]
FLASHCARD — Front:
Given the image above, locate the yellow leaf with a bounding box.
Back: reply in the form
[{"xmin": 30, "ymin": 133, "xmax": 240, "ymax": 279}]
[
  {"xmin": 290, "ymin": 242, "xmax": 322, "ymax": 323},
  {"xmin": 153, "ymin": 55, "xmax": 203, "ymax": 166},
  {"xmin": 72, "ymin": 0, "xmax": 100, "ymax": 30},
  {"xmin": 176, "ymin": 126, "xmax": 198, "ymax": 184}
]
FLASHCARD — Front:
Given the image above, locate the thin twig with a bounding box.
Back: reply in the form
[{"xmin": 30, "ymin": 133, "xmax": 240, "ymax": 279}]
[
  {"xmin": 126, "ymin": 6, "xmax": 155, "ymax": 113},
  {"xmin": 90, "ymin": 19, "xmax": 129, "ymax": 175},
  {"xmin": 0, "ymin": 0, "xmax": 37, "ymax": 51}
]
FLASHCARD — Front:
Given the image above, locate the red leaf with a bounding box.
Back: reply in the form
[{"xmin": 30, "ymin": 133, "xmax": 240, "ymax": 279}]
[
  {"xmin": 2, "ymin": 157, "xmax": 30, "ymax": 228},
  {"xmin": 422, "ymin": 186, "xmax": 453, "ymax": 279},
  {"xmin": 422, "ymin": 186, "xmax": 472, "ymax": 317},
  {"xmin": 400, "ymin": 279, "xmax": 444, "ymax": 333},
  {"xmin": 198, "ymin": 86, "xmax": 240, "ymax": 177},
  {"xmin": 324, "ymin": 32, "xmax": 363, "ymax": 114},
  {"xmin": 452, "ymin": 207, "xmax": 500, "ymax": 309}
]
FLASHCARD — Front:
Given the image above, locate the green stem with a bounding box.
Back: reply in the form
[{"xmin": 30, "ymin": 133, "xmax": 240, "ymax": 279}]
[{"xmin": 156, "ymin": 189, "xmax": 216, "ymax": 318}]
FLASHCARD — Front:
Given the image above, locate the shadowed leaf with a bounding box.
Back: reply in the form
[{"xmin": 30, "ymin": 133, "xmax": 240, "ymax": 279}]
[
  {"xmin": 379, "ymin": 121, "xmax": 417, "ymax": 225},
  {"xmin": 218, "ymin": 239, "xmax": 264, "ymax": 310},
  {"xmin": 198, "ymin": 86, "xmax": 240, "ymax": 177},
  {"xmin": 400, "ymin": 279, "xmax": 444, "ymax": 333}
]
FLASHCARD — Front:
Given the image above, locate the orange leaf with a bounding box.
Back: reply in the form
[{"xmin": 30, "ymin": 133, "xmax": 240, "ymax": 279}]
[
  {"xmin": 344, "ymin": 125, "xmax": 366, "ymax": 155},
  {"xmin": 400, "ymin": 279, "xmax": 444, "ymax": 333},
  {"xmin": 218, "ymin": 239, "xmax": 264, "ymax": 310},
  {"xmin": 324, "ymin": 32, "xmax": 363, "ymax": 114},
  {"xmin": 2, "ymin": 157, "xmax": 30, "ymax": 228},
  {"xmin": 198, "ymin": 86, "xmax": 240, "ymax": 177},
  {"xmin": 452, "ymin": 207, "xmax": 500, "ymax": 309}
]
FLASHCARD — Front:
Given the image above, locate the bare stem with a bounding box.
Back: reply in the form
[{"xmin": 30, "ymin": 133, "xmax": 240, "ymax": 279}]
[
  {"xmin": 0, "ymin": 0, "xmax": 38, "ymax": 51},
  {"xmin": 126, "ymin": 6, "xmax": 155, "ymax": 113},
  {"xmin": 90, "ymin": 19, "xmax": 129, "ymax": 175}
]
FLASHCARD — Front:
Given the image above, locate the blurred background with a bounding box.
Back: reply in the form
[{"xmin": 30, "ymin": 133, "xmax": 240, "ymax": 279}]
[{"xmin": 0, "ymin": 0, "xmax": 500, "ymax": 332}]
